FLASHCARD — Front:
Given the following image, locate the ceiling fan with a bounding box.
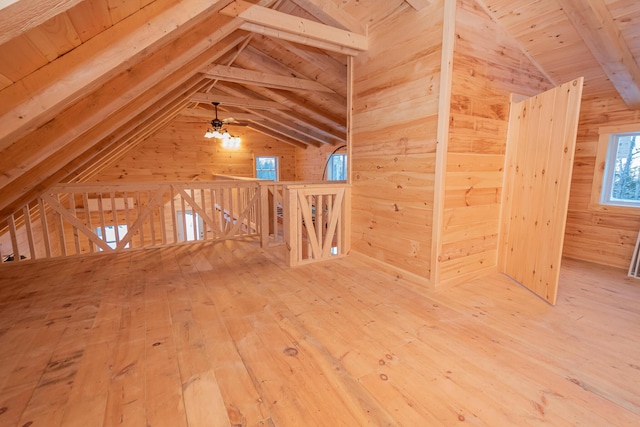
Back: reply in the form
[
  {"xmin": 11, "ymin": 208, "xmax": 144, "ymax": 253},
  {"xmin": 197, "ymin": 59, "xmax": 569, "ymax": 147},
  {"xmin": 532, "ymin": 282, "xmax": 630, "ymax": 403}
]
[
  {"xmin": 204, "ymin": 102, "xmax": 247, "ymax": 127},
  {"xmin": 204, "ymin": 102, "xmax": 242, "ymax": 148}
]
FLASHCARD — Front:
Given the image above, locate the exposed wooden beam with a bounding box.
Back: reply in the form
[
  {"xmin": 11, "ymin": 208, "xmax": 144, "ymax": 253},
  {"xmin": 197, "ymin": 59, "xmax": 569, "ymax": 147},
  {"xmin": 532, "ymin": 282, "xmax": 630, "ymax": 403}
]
[
  {"xmin": 248, "ymin": 118, "xmax": 321, "ymax": 147},
  {"xmin": 220, "ymin": 0, "xmax": 367, "ymax": 54},
  {"xmin": 190, "ymin": 92, "xmax": 288, "ymax": 110},
  {"xmin": 233, "ymin": 45, "xmax": 347, "ymax": 113},
  {"xmin": 287, "ymin": 0, "xmax": 365, "ymax": 33},
  {"xmin": 0, "ymin": 0, "xmax": 84, "ymax": 46},
  {"xmin": 80, "ymin": 97, "xmax": 198, "ymax": 181},
  {"xmin": 238, "ymin": 22, "xmax": 360, "ymax": 56},
  {"xmin": 404, "ymin": 0, "xmax": 431, "ymax": 11},
  {"xmin": 201, "ymin": 64, "xmax": 335, "ymax": 93},
  {"xmin": 213, "ymin": 84, "xmax": 346, "ymax": 142},
  {"xmin": 0, "ymin": 20, "xmax": 246, "ymax": 193},
  {"xmin": 0, "ymin": 22, "xmax": 251, "ymax": 219},
  {"xmin": 0, "ymin": 0, "xmax": 238, "ymax": 149},
  {"xmin": 253, "ymin": 38, "xmax": 348, "ymax": 98},
  {"xmin": 557, "ymin": 0, "xmax": 640, "ymax": 108},
  {"xmin": 248, "ymin": 123, "xmax": 309, "ymax": 149},
  {"xmin": 69, "ymin": 91, "xmax": 203, "ymax": 183}
]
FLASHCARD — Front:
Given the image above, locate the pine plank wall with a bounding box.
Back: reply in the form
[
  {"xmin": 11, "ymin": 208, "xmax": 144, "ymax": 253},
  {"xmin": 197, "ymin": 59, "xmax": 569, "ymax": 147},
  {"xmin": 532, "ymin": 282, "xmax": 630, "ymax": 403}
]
[
  {"xmin": 95, "ymin": 121, "xmax": 297, "ymax": 182},
  {"xmin": 349, "ymin": 1, "xmax": 443, "ymax": 281},
  {"xmin": 437, "ymin": 0, "xmax": 553, "ymax": 284}
]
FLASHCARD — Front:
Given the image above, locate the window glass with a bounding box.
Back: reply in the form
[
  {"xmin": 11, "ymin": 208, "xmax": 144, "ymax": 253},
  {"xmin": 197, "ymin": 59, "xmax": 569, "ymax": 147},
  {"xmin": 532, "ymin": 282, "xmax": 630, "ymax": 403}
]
[
  {"xmin": 327, "ymin": 153, "xmax": 347, "ymax": 181},
  {"xmin": 256, "ymin": 156, "xmax": 278, "ymax": 181},
  {"xmin": 602, "ymin": 132, "xmax": 640, "ymax": 207}
]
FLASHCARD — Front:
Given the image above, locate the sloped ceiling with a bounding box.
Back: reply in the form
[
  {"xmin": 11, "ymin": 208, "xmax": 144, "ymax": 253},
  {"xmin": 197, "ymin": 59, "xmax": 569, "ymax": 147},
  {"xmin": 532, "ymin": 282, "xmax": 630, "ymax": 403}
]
[{"xmin": 1, "ymin": 0, "xmax": 640, "ymax": 221}]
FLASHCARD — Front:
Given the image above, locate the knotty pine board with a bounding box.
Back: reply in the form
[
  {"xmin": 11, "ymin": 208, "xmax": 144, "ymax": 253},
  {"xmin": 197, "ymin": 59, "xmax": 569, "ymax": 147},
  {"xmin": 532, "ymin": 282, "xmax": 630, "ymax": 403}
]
[
  {"xmin": 564, "ymin": 95, "xmax": 640, "ymax": 268},
  {"xmin": 351, "ymin": 1, "xmax": 443, "ymax": 281},
  {"xmin": 95, "ymin": 121, "xmax": 297, "ymax": 182},
  {"xmin": 436, "ymin": 0, "xmax": 554, "ymax": 286}
]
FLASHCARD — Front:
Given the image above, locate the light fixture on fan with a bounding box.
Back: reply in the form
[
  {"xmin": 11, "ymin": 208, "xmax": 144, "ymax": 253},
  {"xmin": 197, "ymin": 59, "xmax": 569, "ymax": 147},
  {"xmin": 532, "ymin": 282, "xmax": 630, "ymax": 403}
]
[{"xmin": 204, "ymin": 102, "xmax": 241, "ymax": 149}]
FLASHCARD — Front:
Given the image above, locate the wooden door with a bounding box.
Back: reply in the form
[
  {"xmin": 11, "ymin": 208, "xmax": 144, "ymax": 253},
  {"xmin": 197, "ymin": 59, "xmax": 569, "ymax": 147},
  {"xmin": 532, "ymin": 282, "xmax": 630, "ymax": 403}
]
[{"xmin": 499, "ymin": 78, "xmax": 583, "ymax": 305}]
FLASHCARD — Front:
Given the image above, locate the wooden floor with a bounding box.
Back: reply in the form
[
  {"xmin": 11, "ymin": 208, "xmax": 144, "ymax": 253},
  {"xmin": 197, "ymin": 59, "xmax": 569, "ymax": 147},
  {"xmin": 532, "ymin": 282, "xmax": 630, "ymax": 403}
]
[{"xmin": 0, "ymin": 240, "xmax": 639, "ymax": 426}]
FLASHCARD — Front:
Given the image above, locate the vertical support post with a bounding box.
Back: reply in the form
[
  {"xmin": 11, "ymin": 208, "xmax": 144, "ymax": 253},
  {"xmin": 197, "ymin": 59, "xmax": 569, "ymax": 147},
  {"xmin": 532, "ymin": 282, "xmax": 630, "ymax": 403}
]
[{"xmin": 260, "ymin": 182, "xmax": 269, "ymax": 247}]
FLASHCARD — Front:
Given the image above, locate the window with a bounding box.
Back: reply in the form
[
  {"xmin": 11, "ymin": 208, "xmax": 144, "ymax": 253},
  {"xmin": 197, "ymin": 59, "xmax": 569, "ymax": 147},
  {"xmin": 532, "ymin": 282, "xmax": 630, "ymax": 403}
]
[
  {"xmin": 592, "ymin": 125, "xmax": 640, "ymax": 211},
  {"xmin": 95, "ymin": 225, "xmax": 129, "ymax": 250},
  {"xmin": 176, "ymin": 210, "xmax": 203, "ymax": 242},
  {"xmin": 256, "ymin": 156, "xmax": 278, "ymax": 181},
  {"xmin": 327, "ymin": 153, "xmax": 347, "ymax": 181},
  {"xmin": 602, "ymin": 132, "xmax": 640, "ymax": 207}
]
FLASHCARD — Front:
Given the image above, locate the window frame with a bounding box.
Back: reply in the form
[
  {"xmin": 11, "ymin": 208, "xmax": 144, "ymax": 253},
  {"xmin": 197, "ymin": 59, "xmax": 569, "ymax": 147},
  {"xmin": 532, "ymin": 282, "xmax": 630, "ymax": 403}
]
[
  {"xmin": 590, "ymin": 124, "xmax": 640, "ymax": 213},
  {"xmin": 255, "ymin": 156, "xmax": 279, "ymax": 181},
  {"xmin": 326, "ymin": 153, "xmax": 347, "ymax": 181}
]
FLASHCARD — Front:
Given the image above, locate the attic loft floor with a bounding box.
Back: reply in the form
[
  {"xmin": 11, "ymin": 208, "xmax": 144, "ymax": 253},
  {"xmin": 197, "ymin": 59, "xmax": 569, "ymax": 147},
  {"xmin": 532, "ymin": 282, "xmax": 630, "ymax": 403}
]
[{"xmin": 0, "ymin": 241, "xmax": 638, "ymax": 426}]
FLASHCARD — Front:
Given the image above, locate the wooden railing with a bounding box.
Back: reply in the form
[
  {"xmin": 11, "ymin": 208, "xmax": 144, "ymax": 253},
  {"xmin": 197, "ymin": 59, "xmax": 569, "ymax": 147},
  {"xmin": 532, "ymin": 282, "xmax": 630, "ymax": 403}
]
[
  {"xmin": 0, "ymin": 181, "xmax": 261, "ymax": 261},
  {"xmin": 283, "ymin": 182, "xmax": 350, "ymax": 266},
  {"xmin": 259, "ymin": 181, "xmax": 286, "ymax": 247},
  {"xmin": 0, "ymin": 179, "xmax": 350, "ymax": 267}
]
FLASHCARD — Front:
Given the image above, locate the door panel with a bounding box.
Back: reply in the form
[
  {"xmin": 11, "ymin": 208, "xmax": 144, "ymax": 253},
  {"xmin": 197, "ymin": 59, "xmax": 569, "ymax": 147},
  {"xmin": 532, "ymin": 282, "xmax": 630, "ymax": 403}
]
[{"xmin": 499, "ymin": 78, "xmax": 583, "ymax": 305}]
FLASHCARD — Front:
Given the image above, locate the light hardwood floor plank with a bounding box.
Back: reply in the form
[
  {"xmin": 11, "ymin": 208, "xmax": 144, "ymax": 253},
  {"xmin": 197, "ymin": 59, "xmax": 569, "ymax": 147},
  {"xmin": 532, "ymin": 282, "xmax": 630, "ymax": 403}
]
[{"xmin": 0, "ymin": 240, "xmax": 638, "ymax": 426}]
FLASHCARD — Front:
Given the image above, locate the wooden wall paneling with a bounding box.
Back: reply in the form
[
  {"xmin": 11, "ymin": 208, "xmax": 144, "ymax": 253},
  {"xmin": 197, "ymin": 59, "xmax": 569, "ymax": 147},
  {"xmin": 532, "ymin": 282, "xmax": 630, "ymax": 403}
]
[
  {"xmin": 351, "ymin": 1, "xmax": 444, "ymax": 282},
  {"xmin": 499, "ymin": 78, "xmax": 583, "ymax": 305},
  {"xmin": 434, "ymin": 0, "xmax": 556, "ymax": 286},
  {"xmin": 94, "ymin": 121, "xmax": 296, "ymax": 183},
  {"xmin": 563, "ymin": 96, "xmax": 640, "ymax": 269}
]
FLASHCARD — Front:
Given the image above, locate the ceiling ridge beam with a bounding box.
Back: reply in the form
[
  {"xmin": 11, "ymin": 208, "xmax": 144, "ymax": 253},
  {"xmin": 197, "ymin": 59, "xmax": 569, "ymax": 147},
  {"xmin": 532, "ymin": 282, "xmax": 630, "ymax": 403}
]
[
  {"xmin": 556, "ymin": 0, "xmax": 640, "ymax": 108},
  {"xmin": 201, "ymin": 64, "xmax": 335, "ymax": 93},
  {"xmin": 220, "ymin": 0, "xmax": 367, "ymax": 55}
]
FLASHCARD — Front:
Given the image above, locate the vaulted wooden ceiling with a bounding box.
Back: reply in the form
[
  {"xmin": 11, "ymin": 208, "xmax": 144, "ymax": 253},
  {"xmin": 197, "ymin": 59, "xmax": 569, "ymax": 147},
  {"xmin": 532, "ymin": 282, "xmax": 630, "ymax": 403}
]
[{"xmin": 1, "ymin": 0, "xmax": 640, "ymax": 221}]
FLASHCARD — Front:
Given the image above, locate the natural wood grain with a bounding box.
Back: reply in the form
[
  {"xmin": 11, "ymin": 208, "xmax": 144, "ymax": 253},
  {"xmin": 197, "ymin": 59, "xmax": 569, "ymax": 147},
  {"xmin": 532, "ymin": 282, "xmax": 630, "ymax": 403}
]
[{"xmin": 0, "ymin": 240, "xmax": 638, "ymax": 425}]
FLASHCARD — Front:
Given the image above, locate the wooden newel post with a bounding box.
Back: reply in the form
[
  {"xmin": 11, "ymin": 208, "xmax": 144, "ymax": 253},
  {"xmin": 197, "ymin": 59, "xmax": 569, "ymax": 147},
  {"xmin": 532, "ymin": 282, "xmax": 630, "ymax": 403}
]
[{"xmin": 259, "ymin": 182, "xmax": 269, "ymax": 248}]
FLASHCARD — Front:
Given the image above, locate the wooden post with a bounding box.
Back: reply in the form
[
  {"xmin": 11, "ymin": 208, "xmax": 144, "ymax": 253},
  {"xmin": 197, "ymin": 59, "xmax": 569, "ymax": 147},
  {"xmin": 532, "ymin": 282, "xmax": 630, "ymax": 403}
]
[{"xmin": 260, "ymin": 182, "xmax": 269, "ymax": 247}]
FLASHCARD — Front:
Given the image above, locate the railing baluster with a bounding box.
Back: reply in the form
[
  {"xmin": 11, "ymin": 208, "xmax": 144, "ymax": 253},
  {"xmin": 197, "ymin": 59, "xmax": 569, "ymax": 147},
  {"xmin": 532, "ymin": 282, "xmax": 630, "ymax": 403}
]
[
  {"xmin": 83, "ymin": 192, "xmax": 94, "ymax": 253},
  {"xmin": 39, "ymin": 197, "xmax": 52, "ymax": 258},
  {"xmin": 23, "ymin": 205, "xmax": 36, "ymax": 260}
]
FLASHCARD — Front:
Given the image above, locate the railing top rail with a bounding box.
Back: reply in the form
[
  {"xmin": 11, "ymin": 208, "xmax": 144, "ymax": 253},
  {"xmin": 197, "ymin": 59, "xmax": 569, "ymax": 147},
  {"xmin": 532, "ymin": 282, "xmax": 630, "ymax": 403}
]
[
  {"xmin": 49, "ymin": 180, "xmax": 261, "ymax": 193},
  {"xmin": 212, "ymin": 174, "xmax": 259, "ymax": 181},
  {"xmin": 281, "ymin": 181, "xmax": 349, "ymax": 190}
]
